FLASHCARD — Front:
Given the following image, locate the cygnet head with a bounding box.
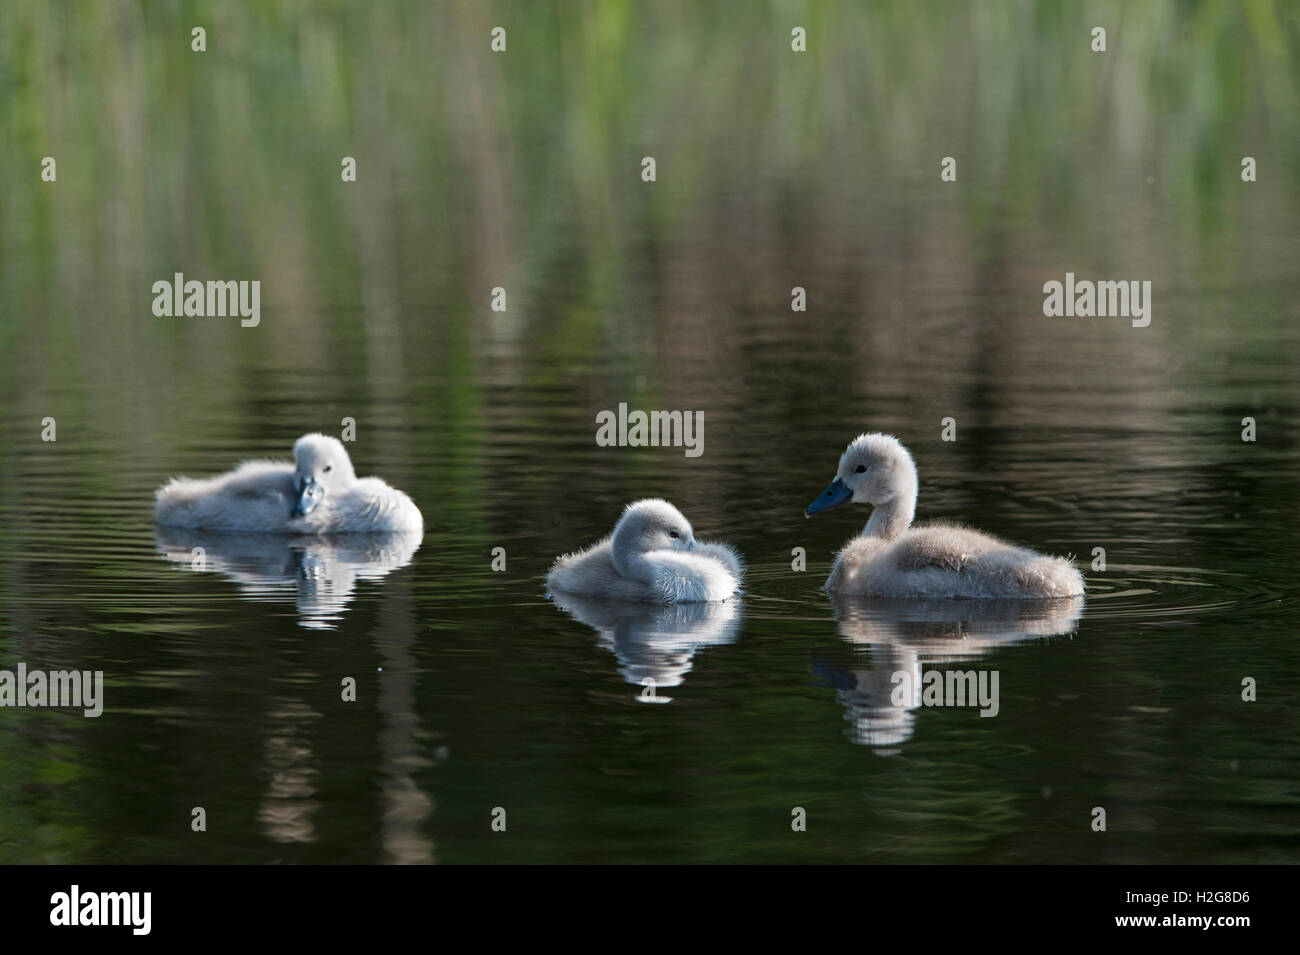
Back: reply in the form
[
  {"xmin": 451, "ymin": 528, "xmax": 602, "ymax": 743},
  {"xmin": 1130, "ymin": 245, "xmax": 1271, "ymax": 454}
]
[
  {"xmin": 806, "ymin": 433, "xmax": 918, "ymax": 517},
  {"xmin": 611, "ymin": 499, "xmax": 696, "ymax": 562},
  {"xmin": 291, "ymin": 433, "xmax": 357, "ymax": 517}
]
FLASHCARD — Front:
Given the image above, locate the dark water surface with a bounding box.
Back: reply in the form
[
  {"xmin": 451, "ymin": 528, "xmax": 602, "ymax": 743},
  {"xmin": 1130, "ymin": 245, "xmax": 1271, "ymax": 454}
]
[{"xmin": 2, "ymin": 1, "xmax": 1299, "ymax": 863}]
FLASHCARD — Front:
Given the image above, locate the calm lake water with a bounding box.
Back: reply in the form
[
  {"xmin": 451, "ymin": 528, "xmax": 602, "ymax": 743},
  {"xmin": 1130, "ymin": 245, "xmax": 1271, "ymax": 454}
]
[{"xmin": 2, "ymin": 1, "xmax": 1298, "ymax": 864}]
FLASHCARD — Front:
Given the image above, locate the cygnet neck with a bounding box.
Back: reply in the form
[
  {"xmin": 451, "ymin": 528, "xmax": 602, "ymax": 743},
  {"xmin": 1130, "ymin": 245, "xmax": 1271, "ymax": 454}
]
[
  {"xmin": 864, "ymin": 464, "xmax": 918, "ymax": 540},
  {"xmin": 611, "ymin": 528, "xmax": 654, "ymax": 583},
  {"xmin": 864, "ymin": 493, "xmax": 915, "ymax": 540}
]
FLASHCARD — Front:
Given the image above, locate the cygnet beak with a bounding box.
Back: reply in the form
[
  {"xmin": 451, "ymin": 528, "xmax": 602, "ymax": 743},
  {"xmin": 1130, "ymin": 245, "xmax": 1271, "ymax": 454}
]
[
  {"xmin": 292, "ymin": 475, "xmax": 323, "ymax": 517},
  {"xmin": 806, "ymin": 477, "xmax": 852, "ymax": 517}
]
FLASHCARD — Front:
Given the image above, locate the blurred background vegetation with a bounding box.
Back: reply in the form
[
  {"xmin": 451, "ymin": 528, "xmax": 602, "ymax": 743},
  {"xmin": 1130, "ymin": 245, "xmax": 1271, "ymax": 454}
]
[{"xmin": 2, "ymin": 0, "xmax": 1298, "ymax": 423}]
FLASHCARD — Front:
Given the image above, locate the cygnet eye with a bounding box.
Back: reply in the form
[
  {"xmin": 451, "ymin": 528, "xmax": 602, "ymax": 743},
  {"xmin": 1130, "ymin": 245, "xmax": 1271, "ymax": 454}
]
[
  {"xmin": 324, "ymin": 465, "xmax": 333, "ymax": 473},
  {"xmin": 855, "ymin": 465, "xmax": 867, "ymax": 473},
  {"xmin": 669, "ymin": 530, "xmax": 679, "ymax": 539}
]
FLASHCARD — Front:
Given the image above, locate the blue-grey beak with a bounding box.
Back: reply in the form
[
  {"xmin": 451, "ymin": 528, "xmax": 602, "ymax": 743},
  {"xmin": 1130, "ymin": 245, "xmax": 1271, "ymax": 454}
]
[
  {"xmin": 806, "ymin": 477, "xmax": 853, "ymax": 517},
  {"xmin": 292, "ymin": 475, "xmax": 323, "ymax": 517}
]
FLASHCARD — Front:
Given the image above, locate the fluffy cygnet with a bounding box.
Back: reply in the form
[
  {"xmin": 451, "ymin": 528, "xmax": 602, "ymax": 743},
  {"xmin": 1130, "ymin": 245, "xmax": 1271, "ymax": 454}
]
[
  {"xmin": 154, "ymin": 433, "xmax": 423, "ymax": 535},
  {"xmin": 546, "ymin": 499, "xmax": 743, "ymax": 603},
  {"xmin": 806, "ymin": 433, "xmax": 1084, "ymax": 598}
]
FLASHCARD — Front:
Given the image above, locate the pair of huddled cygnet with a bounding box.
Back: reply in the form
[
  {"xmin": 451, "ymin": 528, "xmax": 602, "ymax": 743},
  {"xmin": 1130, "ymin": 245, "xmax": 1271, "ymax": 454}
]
[
  {"xmin": 155, "ymin": 433, "xmax": 424, "ymax": 535},
  {"xmin": 155, "ymin": 432, "xmax": 1084, "ymax": 602}
]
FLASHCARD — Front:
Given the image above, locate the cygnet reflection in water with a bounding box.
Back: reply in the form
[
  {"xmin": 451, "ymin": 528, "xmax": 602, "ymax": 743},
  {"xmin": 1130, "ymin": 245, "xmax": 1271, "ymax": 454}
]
[
  {"xmin": 549, "ymin": 591, "xmax": 742, "ymax": 700},
  {"xmin": 156, "ymin": 527, "xmax": 421, "ymax": 630},
  {"xmin": 820, "ymin": 594, "xmax": 1084, "ymax": 751}
]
